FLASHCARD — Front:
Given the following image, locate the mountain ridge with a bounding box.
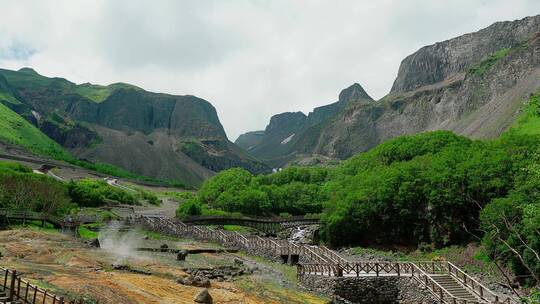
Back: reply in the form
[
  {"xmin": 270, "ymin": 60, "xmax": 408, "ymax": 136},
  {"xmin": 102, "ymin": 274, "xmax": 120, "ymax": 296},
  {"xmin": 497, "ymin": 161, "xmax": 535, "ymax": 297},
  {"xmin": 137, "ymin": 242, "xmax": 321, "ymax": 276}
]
[
  {"xmin": 0, "ymin": 68, "xmax": 269, "ymax": 186},
  {"xmin": 236, "ymin": 14, "xmax": 540, "ymax": 166}
]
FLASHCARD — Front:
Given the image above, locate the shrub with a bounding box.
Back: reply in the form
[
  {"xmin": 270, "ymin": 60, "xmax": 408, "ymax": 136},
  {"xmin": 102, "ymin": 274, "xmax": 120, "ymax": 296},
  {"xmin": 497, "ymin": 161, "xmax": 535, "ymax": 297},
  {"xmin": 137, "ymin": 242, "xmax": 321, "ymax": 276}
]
[
  {"xmin": 0, "ymin": 163, "xmax": 72, "ymax": 215},
  {"xmin": 67, "ymin": 179, "xmax": 137, "ymax": 207}
]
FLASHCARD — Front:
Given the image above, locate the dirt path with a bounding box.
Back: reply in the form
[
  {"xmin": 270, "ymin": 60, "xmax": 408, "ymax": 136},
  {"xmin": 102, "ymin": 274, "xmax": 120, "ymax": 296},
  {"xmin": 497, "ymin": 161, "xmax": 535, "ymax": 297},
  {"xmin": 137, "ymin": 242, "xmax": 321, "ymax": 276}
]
[{"xmin": 133, "ymin": 197, "xmax": 179, "ymax": 218}]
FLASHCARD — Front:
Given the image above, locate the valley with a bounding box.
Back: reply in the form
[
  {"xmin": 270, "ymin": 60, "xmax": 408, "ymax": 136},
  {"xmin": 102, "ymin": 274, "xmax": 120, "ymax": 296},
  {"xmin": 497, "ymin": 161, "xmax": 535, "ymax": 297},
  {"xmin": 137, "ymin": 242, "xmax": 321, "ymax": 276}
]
[{"xmin": 0, "ymin": 8, "xmax": 539, "ymax": 304}]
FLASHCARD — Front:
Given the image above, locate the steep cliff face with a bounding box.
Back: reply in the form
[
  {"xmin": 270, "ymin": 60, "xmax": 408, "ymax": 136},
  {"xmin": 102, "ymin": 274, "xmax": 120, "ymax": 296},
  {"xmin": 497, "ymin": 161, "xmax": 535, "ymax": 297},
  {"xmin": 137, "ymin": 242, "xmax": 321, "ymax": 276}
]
[
  {"xmin": 0, "ymin": 68, "xmax": 268, "ymax": 186},
  {"xmin": 237, "ymin": 15, "xmax": 540, "ymax": 165},
  {"xmin": 235, "ymin": 83, "xmax": 373, "ymax": 166},
  {"xmin": 391, "ymin": 15, "xmax": 540, "ymax": 93}
]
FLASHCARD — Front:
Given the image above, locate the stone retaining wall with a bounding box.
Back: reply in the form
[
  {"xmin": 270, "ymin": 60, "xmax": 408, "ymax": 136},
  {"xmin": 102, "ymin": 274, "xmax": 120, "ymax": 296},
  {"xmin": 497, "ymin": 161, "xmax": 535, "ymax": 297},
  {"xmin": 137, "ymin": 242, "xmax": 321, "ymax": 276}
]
[{"xmin": 299, "ymin": 274, "xmax": 438, "ymax": 304}]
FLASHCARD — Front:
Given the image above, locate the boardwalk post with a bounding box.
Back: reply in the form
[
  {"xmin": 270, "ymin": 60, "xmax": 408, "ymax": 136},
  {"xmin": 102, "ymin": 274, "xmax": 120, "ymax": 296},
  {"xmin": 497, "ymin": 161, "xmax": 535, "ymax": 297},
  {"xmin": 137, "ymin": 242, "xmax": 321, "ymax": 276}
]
[
  {"xmin": 8, "ymin": 270, "xmax": 16, "ymax": 301},
  {"xmin": 24, "ymin": 281, "xmax": 29, "ymax": 301}
]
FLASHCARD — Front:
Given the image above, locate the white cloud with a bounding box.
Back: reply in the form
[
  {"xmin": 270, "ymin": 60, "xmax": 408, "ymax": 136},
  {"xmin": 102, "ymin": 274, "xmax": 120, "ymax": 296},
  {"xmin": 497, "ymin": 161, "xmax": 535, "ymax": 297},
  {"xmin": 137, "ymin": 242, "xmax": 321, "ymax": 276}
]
[{"xmin": 0, "ymin": 0, "xmax": 538, "ymax": 140}]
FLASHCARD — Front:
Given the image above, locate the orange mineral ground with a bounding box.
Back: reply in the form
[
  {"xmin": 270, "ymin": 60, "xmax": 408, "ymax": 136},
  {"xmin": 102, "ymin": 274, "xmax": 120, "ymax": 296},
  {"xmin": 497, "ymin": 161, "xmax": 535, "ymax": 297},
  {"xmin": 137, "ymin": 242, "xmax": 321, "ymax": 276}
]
[{"xmin": 0, "ymin": 229, "xmax": 328, "ymax": 304}]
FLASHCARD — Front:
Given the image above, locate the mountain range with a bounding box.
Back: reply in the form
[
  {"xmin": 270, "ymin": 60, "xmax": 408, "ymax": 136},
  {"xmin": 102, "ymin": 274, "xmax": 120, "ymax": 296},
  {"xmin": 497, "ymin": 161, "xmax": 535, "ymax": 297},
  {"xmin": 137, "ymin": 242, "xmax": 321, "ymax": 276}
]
[
  {"xmin": 0, "ymin": 68, "xmax": 268, "ymax": 187},
  {"xmin": 1, "ymin": 15, "xmax": 539, "ymax": 184},
  {"xmin": 236, "ymin": 15, "xmax": 540, "ymax": 167}
]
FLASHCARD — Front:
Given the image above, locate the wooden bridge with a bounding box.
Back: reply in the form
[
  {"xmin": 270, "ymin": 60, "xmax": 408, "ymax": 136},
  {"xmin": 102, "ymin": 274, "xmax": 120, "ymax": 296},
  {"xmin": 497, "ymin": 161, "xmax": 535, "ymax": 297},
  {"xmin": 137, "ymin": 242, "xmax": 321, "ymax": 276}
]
[
  {"xmin": 180, "ymin": 215, "xmax": 320, "ymax": 234},
  {"xmin": 0, "ymin": 267, "xmax": 80, "ymax": 304},
  {"xmin": 136, "ymin": 215, "xmax": 517, "ymax": 304},
  {"xmin": 0, "ymin": 209, "xmax": 98, "ymax": 236},
  {"xmin": 135, "ymin": 215, "xmax": 344, "ymax": 265},
  {"xmin": 298, "ymin": 261, "xmax": 517, "ymax": 304}
]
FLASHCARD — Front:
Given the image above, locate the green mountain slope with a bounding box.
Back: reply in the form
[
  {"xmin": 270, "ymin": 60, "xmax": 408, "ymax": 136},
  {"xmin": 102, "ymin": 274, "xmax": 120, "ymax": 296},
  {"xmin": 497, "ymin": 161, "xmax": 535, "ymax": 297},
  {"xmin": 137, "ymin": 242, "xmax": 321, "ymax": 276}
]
[
  {"xmin": 0, "ymin": 68, "xmax": 269, "ymax": 187},
  {"xmin": 507, "ymin": 92, "xmax": 540, "ymax": 136},
  {"xmin": 0, "ymin": 100, "xmax": 71, "ymax": 159}
]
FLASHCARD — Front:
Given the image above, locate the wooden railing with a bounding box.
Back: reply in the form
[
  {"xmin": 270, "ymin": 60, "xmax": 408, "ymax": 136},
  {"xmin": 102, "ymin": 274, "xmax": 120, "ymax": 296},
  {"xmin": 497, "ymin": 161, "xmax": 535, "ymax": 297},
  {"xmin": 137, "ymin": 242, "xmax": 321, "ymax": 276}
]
[
  {"xmin": 447, "ymin": 262, "xmax": 512, "ymax": 304},
  {"xmin": 179, "ymin": 215, "xmax": 320, "ymax": 233},
  {"xmin": 0, "ymin": 209, "xmax": 97, "ymax": 228},
  {"xmin": 298, "ymin": 261, "xmax": 517, "ymax": 304},
  {"xmin": 409, "ymin": 263, "xmax": 475, "ymax": 304},
  {"xmin": 1, "ymin": 267, "xmax": 79, "ymax": 304}
]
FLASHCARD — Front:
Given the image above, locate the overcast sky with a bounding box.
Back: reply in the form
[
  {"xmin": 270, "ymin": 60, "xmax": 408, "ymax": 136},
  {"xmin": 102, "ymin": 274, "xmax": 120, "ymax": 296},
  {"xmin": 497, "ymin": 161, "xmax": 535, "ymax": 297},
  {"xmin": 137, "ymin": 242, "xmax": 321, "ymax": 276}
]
[{"xmin": 0, "ymin": 1, "xmax": 539, "ymax": 140}]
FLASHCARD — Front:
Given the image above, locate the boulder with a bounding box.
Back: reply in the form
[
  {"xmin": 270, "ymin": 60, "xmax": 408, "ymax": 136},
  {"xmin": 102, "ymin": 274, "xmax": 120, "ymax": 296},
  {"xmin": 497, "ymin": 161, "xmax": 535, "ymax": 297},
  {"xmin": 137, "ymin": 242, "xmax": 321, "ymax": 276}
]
[
  {"xmin": 177, "ymin": 250, "xmax": 188, "ymax": 261},
  {"xmin": 89, "ymin": 238, "xmax": 100, "ymax": 248},
  {"xmin": 194, "ymin": 289, "xmax": 213, "ymax": 303}
]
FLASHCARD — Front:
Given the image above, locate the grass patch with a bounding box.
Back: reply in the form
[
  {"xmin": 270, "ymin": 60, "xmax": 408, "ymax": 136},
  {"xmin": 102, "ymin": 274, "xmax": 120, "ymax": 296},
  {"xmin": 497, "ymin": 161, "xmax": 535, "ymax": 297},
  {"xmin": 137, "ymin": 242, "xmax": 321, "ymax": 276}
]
[
  {"xmin": 223, "ymin": 225, "xmax": 257, "ymax": 233},
  {"xmin": 469, "ymin": 41, "xmax": 528, "ymax": 77},
  {"xmin": 78, "ymin": 225, "xmax": 98, "ymax": 239},
  {"xmin": 75, "ymin": 82, "xmax": 141, "ymax": 103},
  {"xmin": 9, "ymin": 220, "xmax": 59, "ymax": 233},
  {"xmin": 142, "ymin": 230, "xmax": 185, "ymax": 242},
  {"xmin": 469, "ymin": 48, "xmax": 511, "ymax": 76},
  {"xmin": 73, "ymin": 208, "xmax": 120, "ymax": 222}
]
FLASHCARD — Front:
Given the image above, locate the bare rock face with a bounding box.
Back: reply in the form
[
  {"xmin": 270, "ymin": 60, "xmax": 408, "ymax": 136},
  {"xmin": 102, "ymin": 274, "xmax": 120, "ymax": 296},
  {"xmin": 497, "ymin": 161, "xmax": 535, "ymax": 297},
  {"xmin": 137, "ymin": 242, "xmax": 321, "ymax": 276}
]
[
  {"xmin": 391, "ymin": 15, "xmax": 540, "ymax": 93},
  {"xmin": 315, "ymin": 27, "xmax": 540, "ymax": 159},
  {"xmin": 237, "ymin": 15, "xmax": 540, "ymax": 163},
  {"xmin": 194, "ymin": 289, "xmax": 213, "ymax": 304}
]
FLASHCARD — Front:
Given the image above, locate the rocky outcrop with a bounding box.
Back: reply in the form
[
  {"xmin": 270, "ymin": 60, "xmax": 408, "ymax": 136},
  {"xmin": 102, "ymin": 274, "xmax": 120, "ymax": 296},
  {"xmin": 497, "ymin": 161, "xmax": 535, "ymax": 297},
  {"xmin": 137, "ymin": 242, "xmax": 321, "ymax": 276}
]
[{"xmin": 194, "ymin": 289, "xmax": 213, "ymax": 304}]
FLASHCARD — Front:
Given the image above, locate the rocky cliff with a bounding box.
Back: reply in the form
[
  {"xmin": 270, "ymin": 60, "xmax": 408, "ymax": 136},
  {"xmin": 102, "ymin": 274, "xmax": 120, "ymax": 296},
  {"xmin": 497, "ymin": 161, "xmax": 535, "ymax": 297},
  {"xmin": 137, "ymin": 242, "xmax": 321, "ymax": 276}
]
[
  {"xmin": 0, "ymin": 68, "xmax": 268, "ymax": 186},
  {"xmin": 237, "ymin": 15, "xmax": 540, "ymax": 165},
  {"xmin": 235, "ymin": 83, "xmax": 373, "ymax": 166}
]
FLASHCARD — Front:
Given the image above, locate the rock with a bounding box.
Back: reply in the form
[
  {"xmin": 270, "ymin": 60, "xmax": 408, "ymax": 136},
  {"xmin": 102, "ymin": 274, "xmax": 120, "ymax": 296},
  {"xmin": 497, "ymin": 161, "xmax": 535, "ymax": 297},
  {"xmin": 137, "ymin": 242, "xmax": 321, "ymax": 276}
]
[
  {"xmin": 194, "ymin": 289, "xmax": 213, "ymax": 303},
  {"xmin": 177, "ymin": 275, "xmax": 210, "ymax": 287},
  {"xmin": 234, "ymin": 258, "xmax": 243, "ymax": 266},
  {"xmin": 112, "ymin": 264, "xmax": 152, "ymax": 275},
  {"xmin": 89, "ymin": 238, "xmax": 100, "ymax": 248},
  {"xmin": 177, "ymin": 250, "xmax": 188, "ymax": 261},
  {"xmin": 195, "ymin": 277, "xmax": 211, "ymax": 287}
]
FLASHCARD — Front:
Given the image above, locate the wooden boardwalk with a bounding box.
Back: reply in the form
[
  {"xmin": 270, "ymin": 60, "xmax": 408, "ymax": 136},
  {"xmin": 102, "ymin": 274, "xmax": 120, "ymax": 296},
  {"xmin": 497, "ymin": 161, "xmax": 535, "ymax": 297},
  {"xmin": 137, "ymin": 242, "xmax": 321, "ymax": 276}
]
[
  {"xmin": 0, "ymin": 213, "xmax": 517, "ymax": 304},
  {"xmin": 137, "ymin": 215, "xmax": 517, "ymax": 304},
  {"xmin": 298, "ymin": 261, "xmax": 516, "ymax": 304},
  {"xmin": 135, "ymin": 215, "xmax": 345, "ymax": 264}
]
